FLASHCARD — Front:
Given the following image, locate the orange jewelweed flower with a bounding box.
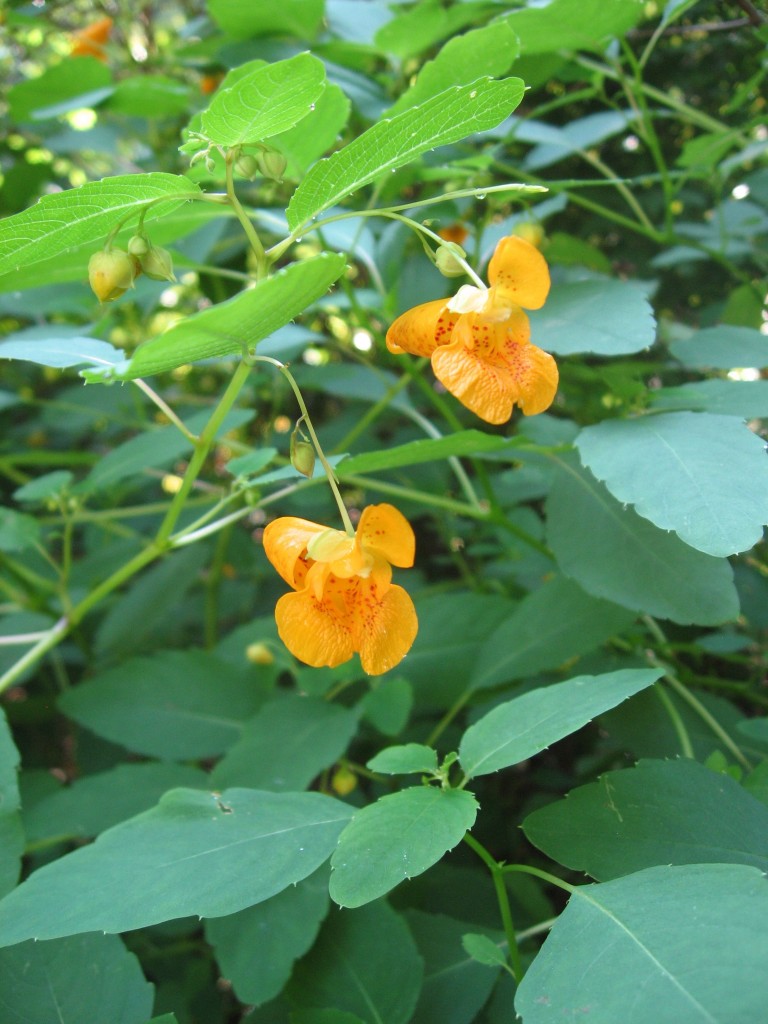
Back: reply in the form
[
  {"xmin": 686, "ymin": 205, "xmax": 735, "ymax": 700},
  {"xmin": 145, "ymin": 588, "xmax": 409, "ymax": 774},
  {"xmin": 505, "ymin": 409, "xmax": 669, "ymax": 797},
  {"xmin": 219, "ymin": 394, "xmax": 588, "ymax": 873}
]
[
  {"xmin": 70, "ymin": 16, "xmax": 113, "ymax": 61},
  {"xmin": 386, "ymin": 235, "xmax": 558, "ymax": 425},
  {"xmin": 263, "ymin": 504, "xmax": 417, "ymax": 676}
]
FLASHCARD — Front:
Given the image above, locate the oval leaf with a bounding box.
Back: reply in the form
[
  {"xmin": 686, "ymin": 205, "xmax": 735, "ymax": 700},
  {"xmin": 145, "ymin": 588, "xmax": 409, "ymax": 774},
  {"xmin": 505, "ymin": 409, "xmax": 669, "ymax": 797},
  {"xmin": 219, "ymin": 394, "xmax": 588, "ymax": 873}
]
[
  {"xmin": 545, "ymin": 457, "xmax": 740, "ymax": 625},
  {"xmin": 330, "ymin": 786, "xmax": 478, "ymax": 907},
  {"xmin": 200, "ymin": 54, "xmax": 327, "ymax": 147},
  {"xmin": 459, "ymin": 669, "xmax": 660, "ymax": 779},
  {"xmin": 529, "ymin": 279, "xmax": 656, "ymax": 356},
  {"xmin": 366, "ymin": 744, "xmax": 439, "ymax": 776},
  {"xmin": 576, "ymin": 412, "xmax": 768, "ymax": 557},
  {"xmin": 515, "ymin": 864, "xmax": 768, "ymax": 1024},
  {"xmin": 0, "ymin": 173, "xmax": 201, "ymax": 276},
  {"xmin": 0, "ymin": 788, "xmax": 353, "ymax": 946},
  {"xmin": 117, "ymin": 252, "xmax": 346, "ymax": 379},
  {"xmin": 287, "ymin": 77, "xmax": 525, "ymax": 232},
  {"xmin": 0, "ymin": 933, "xmax": 154, "ymax": 1024},
  {"xmin": 523, "ymin": 758, "xmax": 768, "ymax": 880}
]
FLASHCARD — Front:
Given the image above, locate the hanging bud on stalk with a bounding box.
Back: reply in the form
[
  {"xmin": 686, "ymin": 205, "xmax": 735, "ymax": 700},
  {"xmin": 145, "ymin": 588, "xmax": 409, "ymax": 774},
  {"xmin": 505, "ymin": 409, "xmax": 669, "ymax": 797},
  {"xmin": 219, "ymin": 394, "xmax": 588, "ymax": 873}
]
[
  {"xmin": 128, "ymin": 234, "xmax": 176, "ymax": 282},
  {"xmin": 234, "ymin": 154, "xmax": 260, "ymax": 180},
  {"xmin": 435, "ymin": 241, "xmax": 467, "ymax": 278},
  {"xmin": 290, "ymin": 424, "xmax": 316, "ymax": 479},
  {"xmin": 87, "ymin": 248, "xmax": 141, "ymax": 302}
]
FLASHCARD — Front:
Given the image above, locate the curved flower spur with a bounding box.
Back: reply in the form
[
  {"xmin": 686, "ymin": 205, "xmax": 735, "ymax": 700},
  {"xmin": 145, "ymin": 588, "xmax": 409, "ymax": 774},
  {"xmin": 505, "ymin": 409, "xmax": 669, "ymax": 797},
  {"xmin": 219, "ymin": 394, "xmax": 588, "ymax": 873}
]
[{"xmin": 386, "ymin": 235, "xmax": 558, "ymax": 425}]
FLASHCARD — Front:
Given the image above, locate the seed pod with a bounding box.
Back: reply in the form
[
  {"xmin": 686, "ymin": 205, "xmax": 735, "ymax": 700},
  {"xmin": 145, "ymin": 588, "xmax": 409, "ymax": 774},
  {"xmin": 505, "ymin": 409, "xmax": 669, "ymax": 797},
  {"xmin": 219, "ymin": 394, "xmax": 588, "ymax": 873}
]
[
  {"xmin": 127, "ymin": 233, "xmax": 150, "ymax": 256},
  {"xmin": 87, "ymin": 248, "xmax": 138, "ymax": 302},
  {"xmin": 234, "ymin": 154, "xmax": 260, "ymax": 180},
  {"xmin": 140, "ymin": 243, "xmax": 176, "ymax": 282},
  {"xmin": 435, "ymin": 241, "xmax": 467, "ymax": 278},
  {"xmin": 290, "ymin": 433, "xmax": 316, "ymax": 478},
  {"xmin": 256, "ymin": 149, "xmax": 288, "ymax": 182}
]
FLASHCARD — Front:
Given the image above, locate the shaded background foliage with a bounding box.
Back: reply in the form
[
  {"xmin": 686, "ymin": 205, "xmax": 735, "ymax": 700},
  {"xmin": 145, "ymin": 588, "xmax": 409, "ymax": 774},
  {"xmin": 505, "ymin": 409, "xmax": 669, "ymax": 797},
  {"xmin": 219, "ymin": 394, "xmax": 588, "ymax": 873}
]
[{"xmin": 0, "ymin": 1, "xmax": 767, "ymax": 1022}]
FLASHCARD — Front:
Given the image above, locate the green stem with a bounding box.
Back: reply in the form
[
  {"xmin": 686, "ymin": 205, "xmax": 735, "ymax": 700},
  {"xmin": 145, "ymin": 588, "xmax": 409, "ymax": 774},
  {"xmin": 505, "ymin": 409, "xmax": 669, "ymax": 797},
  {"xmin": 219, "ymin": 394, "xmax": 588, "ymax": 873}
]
[
  {"xmin": 133, "ymin": 379, "xmax": 198, "ymax": 442},
  {"xmin": 155, "ymin": 361, "xmax": 252, "ymax": 547},
  {"xmin": 501, "ymin": 863, "xmax": 576, "ymax": 894},
  {"xmin": 463, "ymin": 834, "xmax": 524, "ymax": 982},
  {"xmin": 654, "ymin": 681, "xmax": 695, "ymax": 759},
  {"xmin": 664, "ymin": 670, "xmax": 752, "ymax": 771},
  {"xmin": 253, "ymin": 356, "xmax": 355, "ymax": 537},
  {"xmin": 224, "ymin": 151, "xmax": 268, "ymax": 278}
]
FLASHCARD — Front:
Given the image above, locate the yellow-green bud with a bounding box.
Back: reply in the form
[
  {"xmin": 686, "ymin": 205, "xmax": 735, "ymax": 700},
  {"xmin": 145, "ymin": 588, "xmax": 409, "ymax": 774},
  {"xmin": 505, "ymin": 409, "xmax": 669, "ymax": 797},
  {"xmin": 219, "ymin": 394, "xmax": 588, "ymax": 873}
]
[
  {"xmin": 234, "ymin": 154, "xmax": 260, "ymax": 180},
  {"xmin": 290, "ymin": 433, "xmax": 316, "ymax": 478},
  {"xmin": 435, "ymin": 241, "xmax": 467, "ymax": 278},
  {"xmin": 331, "ymin": 765, "xmax": 357, "ymax": 796},
  {"xmin": 245, "ymin": 642, "xmax": 275, "ymax": 666},
  {"xmin": 256, "ymin": 149, "xmax": 288, "ymax": 182},
  {"xmin": 87, "ymin": 248, "xmax": 139, "ymax": 302},
  {"xmin": 140, "ymin": 244, "xmax": 176, "ymax": 283},
  {"xmin": 127, "ymin": 234, "xmax": 150, "ymax": 256}
]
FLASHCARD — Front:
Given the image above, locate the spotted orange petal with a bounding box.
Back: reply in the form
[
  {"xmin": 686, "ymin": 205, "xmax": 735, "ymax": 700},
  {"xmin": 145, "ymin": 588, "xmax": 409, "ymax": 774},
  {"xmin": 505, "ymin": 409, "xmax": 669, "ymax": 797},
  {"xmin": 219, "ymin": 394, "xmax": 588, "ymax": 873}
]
[
  {"xmin": 386, "ymin": 299, "xmax": 458, "ymax": 357},
  {"xmin": 357, "ymin": 504, "xmax": 415, "ymax": 568},
  {"xmin": 274, "ymin": 586, "xmax": 355, "ymax": 668},
  {"xmin": 263, "ymin": 516, "xmax": 326, "ymax": 589},
  {"xmin": 487, "ymin": 235, "xmax": 550, "ymax": 311},
  {"xmin": 357, "ymin": 583, "xmax": 418, "ymax": 676},
  {"xmin": 432, "ymin": 334, "xmax": 517, "ymax": 425},
  {"xmin": 431, "ymin": 310, "xmax": 555, "ymax": 424},
  {"xmin": 513, "ymin": 344, "xmax": 559, "ymax": 416}
]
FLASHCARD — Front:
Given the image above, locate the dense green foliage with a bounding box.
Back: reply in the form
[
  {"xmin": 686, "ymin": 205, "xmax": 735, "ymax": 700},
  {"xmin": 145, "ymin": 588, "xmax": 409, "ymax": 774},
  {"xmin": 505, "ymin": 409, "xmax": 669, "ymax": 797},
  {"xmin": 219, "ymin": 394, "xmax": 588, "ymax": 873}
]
[{"xmin": 0, "ymin": 1, "xmax": 767, "ymax": 1021}]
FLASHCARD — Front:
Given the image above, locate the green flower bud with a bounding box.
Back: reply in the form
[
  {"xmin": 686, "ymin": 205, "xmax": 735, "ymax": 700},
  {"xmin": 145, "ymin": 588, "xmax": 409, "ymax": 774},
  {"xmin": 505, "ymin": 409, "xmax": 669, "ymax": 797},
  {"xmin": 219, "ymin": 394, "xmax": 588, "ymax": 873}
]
[
  {"xmin": 290, "ymin": 433, "xmax": 316, "ymax": 478},
  {"xmin": 127, "ymin": 233, "xmax": 150, "ymax": 256},
  {"xmin": 139, "ymin": 244, "xmax": 176, "ymax": 283},
  {"xmin": 234, "ymin": 154, "xmax": 260, "ymax": 180},
  {"xmin": 256, "ymin": 148, "xmax": 288, "ymax": 182},
  {"xmin": 87, "ymin": 248, "xmax": 139, "ymax": 302},
  {"xmin": 435, "ymin": 241, "xmax": 467, "ymax": 278}
]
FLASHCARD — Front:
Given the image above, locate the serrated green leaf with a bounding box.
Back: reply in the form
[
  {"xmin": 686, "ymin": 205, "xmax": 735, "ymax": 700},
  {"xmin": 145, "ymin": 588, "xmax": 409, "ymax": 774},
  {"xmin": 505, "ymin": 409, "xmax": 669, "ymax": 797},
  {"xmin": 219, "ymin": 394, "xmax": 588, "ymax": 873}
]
[
  {"xmin": 459, "ymin": 669, "xmax": 660, "ymax": 779},
  {"xmin": 59, "ymin": 650, "xmax": 264, "ymax": 760},
  {"xmin": 23, "ymin": 762, "xmax": 209, "ymax": 845},
  {"xmin": 210, "ymin": 696, "xmax": 359, "ymax": 791},
  {"xmin": 577, "ymin": 413, "xmax": 768, "ymax": 557},
  {"xmin": 288, "ymin": 902, "xmax": 423, "ymax": 1024},
  {"xmin": 670, "ymin": 324, "xmax": 768, "ymax": 368},
  {"xmin": 287, "ymin": 77, "xmax": 525, "ymax": 232},
  {"xmin": 0, "ymin": 173, "xmax": 201, "ymax": 276},
  {"xmin": 386, "ymin": 20, "xmax": 519, "ymax": 117},
  {"xmin": 271, "ymin": 84, "xmax": 351, "ymax": 175},
  {"xmin": 205, "ymin": 867, "xmax": 329, "ymax": 1007},
  {"xmin": 529, "ymin": 279, "xmax": 656, "ymax": 356},
  {"xmin": 0, "ymin": 933, "xmax": 154, "ymax": 1024},
  {"xmin": 366, "ymin": 743, "xmax": 439, "ymax": 776},
  {"xmin": 338, "ymin": 430, "xmax": 514, "ymax": 477},
  {"xmin": 461, "ymin": 932, "xmax": 508, "ymax": 969},
  {"xmin": 199, "ymin": 54, "xmax": 327, "ymax": 148},
  {"xmin": 0, "ymin": 788, "xmax": 353, "ymax": 946},
  {"xmin": 330, "ymin": 787, "xmax": 477, "ymax": 907},
  {"xmin": 523, "ymin": 758, "xmax": 768, "ymax": 880},
  {"xmin": 118, "ymin": 253, "xmax": 346, "ymax": 379},
  {"xmin": 545, "ymin": 457, "xmax": 739, "ymax": 625},
  {"xmin": 515, "ymin": 864, "xmax": 768, "ymax": 1024},
  {"xmin": 471, "ymin": 575, "xmax": 634, "ymax": 690}
]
